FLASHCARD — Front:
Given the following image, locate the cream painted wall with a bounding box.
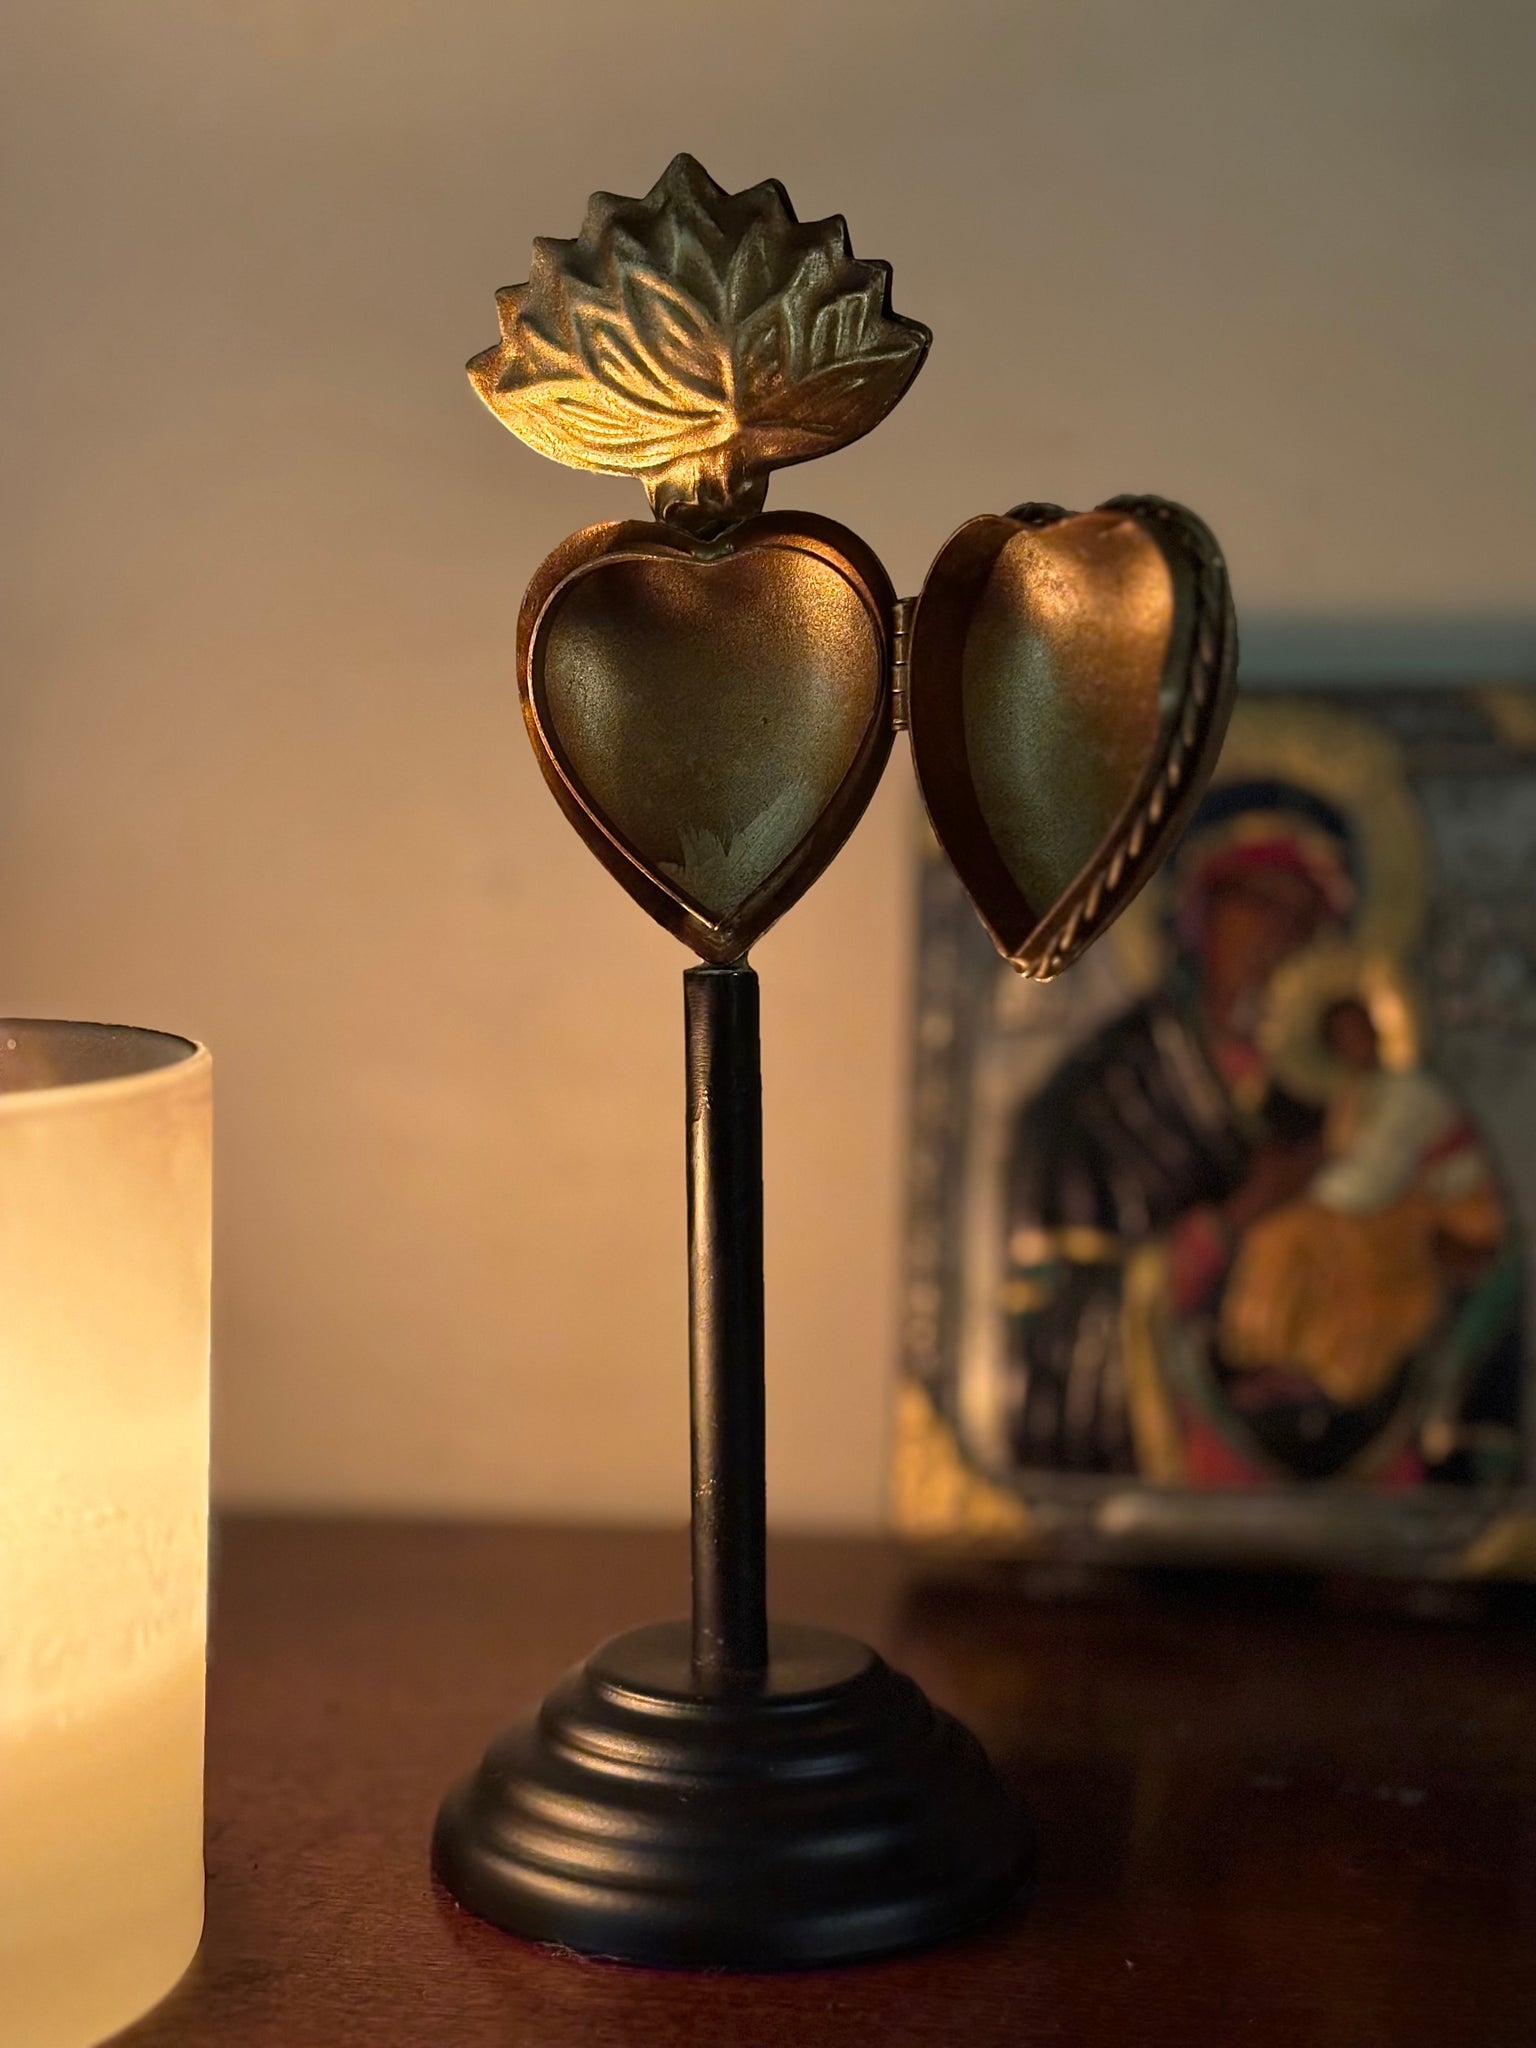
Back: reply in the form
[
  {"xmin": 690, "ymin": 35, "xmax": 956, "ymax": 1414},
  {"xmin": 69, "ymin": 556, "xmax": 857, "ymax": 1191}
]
[{"xmin": 1, "ymin": 2, "xmax": 1532, "ymax": 1526}]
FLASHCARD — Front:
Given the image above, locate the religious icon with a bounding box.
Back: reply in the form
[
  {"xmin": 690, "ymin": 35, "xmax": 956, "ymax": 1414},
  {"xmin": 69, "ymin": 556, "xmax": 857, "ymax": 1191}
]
[{"xmin": 898, "ymin": 688, "xmax": 1536, "ymax": 1574}]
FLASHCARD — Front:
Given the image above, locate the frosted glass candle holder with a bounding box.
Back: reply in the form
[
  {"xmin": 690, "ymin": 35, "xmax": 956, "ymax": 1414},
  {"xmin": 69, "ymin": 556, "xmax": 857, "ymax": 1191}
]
[{"xmin": 0, "ymin": 1021, "xmax": 211, "ymax": 2048}]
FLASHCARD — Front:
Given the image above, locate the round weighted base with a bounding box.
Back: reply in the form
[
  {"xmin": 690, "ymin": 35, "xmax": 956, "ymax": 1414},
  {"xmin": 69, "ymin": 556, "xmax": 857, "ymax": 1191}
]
[{"xmin": 432, "ymin": 1618, "xmax": 1023, "ymax": 1968}]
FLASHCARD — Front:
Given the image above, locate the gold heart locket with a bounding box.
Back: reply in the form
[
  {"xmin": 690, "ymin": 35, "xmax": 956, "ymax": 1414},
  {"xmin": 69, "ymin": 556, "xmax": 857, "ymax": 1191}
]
[{"xmin": 475, "ymin": 155, "xmax": 1237, "ymax": 977}]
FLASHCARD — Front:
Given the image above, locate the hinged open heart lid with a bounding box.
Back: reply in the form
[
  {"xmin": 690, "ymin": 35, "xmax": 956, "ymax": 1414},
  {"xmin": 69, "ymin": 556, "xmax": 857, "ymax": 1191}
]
[{"xmin": 907, "ymin": 495, "xmax": 1237, "ymax": 978}]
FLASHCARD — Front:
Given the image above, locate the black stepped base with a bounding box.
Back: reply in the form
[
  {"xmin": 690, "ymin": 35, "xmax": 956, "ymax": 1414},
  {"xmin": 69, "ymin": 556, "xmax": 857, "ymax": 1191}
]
[{"xmin": 432, "ymin": 1618, "xmax": 1024, "ymax": 1969}]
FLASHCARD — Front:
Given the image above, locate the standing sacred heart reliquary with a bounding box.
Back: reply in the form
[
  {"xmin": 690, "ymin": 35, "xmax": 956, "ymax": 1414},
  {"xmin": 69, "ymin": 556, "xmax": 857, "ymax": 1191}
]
[
  {"xmin": 476, "ymin": 153, "xmax": 1236, "ymax": 975},
  {"xmin": 433, "ymin": 154, "xmax": 1239, "ymax": 1974}
]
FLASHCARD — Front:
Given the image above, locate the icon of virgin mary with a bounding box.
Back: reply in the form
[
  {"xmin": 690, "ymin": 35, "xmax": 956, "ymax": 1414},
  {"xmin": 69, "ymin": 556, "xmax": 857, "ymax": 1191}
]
[{"xmin": 997, "ymin": 702, "xmax": 1524, "ymax": 1489}]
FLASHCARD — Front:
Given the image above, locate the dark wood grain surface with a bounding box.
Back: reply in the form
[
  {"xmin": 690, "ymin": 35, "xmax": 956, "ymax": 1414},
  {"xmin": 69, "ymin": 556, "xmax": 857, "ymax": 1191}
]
[{"xmin": 121, "ymin": 1520, "xmax": 1536, "ymax": 2047}]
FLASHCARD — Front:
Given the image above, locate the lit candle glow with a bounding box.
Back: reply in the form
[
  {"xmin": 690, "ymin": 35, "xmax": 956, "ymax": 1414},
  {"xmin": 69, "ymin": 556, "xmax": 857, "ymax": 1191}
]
[{"xmin": 0, "ymin": 1021, "xmax": 211, "ymax": 2048}]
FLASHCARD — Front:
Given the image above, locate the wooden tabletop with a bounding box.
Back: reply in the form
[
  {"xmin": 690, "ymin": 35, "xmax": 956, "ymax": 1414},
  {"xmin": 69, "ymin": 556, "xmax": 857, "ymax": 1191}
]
[{"xmin": 122, "ymin": 1518, "xmax": 1536, "ymax": 2047}]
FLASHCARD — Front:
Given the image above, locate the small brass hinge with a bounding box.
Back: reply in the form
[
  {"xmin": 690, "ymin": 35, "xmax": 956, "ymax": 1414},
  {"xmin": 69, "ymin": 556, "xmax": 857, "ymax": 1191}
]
[{"xmin": 891, "ymin": 597, "xmax": 916, "ymax": 732}]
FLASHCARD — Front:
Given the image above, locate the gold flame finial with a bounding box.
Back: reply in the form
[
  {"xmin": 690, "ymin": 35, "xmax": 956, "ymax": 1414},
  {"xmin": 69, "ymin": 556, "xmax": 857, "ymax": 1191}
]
[{"xmin": 469, "ymin": 154, "xmax": 931, "ymax": 535}]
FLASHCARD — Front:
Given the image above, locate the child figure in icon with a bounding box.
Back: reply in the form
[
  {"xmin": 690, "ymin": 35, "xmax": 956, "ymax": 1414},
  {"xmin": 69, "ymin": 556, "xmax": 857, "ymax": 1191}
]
[{"xmin": 1218, "ymin": 960, "xmax": 1508, "ymax": 1446}]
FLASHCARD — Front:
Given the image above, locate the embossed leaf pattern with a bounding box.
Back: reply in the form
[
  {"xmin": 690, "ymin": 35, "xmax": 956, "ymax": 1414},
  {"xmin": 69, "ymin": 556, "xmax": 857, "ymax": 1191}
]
[{"xmin": 470, "ymin": 154, "xmax": 930, "ymax": 529}]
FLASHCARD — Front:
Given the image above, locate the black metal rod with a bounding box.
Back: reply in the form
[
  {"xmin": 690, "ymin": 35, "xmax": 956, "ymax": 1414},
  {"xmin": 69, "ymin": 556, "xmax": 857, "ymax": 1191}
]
[{"xmin": 684, "ymin": 961, "xmax": 769, "ymax": 1689}]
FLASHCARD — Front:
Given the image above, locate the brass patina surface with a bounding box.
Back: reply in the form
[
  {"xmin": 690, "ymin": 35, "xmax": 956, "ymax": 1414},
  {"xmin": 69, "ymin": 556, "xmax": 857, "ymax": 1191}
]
[
  {"xmin": 471, "ymin": 155, "xmax": 1237, "ymax": 973},
  {"xmin": 908, "ymin": 496, "xmax": 1236, "ymax": 978},
  {"xmin": 537, "ymin": 545, "xmax": 881, "ymax": 922},
  {"xmin": 961, "ymin": 511, "xmax": 1172, "ymax": 917},
  {"xmin": 470, "ymin": 154, "xmax": 929, "ymax": 536},
  {"xmin": 516, "ymin": 514, "xmax": 896, "ymax": 962}
]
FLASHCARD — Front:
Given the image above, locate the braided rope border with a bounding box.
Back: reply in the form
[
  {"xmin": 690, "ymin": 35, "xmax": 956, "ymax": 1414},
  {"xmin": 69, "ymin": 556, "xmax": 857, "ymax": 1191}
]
[{"xmin": 1016, "ymin": 494, "xmax": 1235, "ymax": 979}]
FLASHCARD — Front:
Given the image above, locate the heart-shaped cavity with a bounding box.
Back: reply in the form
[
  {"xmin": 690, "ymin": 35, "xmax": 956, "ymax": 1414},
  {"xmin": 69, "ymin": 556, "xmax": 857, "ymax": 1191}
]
[
  {"xmin": 908, "ymin": 496, "xmax": 1236, "ymax": 977},
  {"xmin": 520, "ymin": 516, "xmax": 895, "ymax": 960}
]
